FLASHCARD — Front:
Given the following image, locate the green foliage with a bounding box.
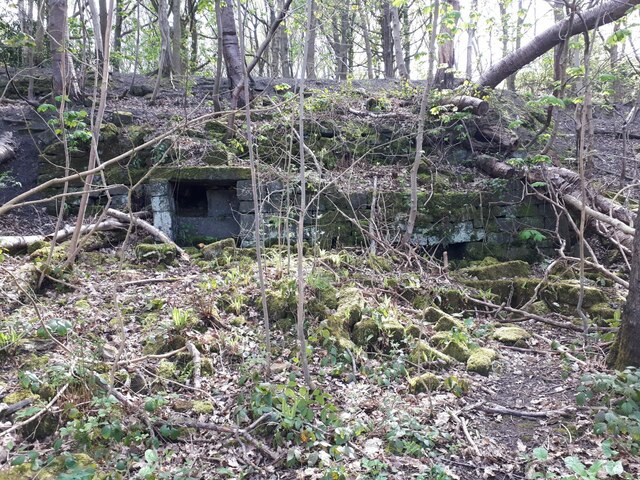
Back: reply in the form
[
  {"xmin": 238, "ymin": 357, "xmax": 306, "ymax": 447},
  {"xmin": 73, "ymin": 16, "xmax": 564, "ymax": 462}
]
[
  {"xmin": 506, "ymin": 154, "xmax": 552, "ymax": 168},
  {"xmin": 249, "ymin": 381, "xmax": 341, "ymax": 447},
  {"xmin": 385, "ymin": 410, "xmax": 441, "ymax": 457},
  {"xmin": 519, "ymin": 228, "xmax": 546, "ymax": 243},
  {"xmin": 526, "ymin": 445, "xmax": 624, "ymax": 479},
  {"xmin": 37, "ymin": 101, "xmax": 93, "ymax": 150},
  {"xmin": 576, "ymin": 367, "xmax": 640, "ymax": 453}
]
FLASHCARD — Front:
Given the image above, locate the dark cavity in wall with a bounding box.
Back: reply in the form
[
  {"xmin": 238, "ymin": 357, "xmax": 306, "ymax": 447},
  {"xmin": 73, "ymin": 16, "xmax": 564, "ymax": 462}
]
[{"xmin": 171, "ymin": 180, "xmax": 241, "ymax": 244}]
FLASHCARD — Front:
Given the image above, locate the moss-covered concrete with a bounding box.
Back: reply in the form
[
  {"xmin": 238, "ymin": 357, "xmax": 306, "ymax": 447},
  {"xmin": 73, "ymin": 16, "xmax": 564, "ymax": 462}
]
[
  {"xmin": 151, "ymin": 166, "xmax": 251, "ymax": 181},
  {"xmin": 467, "ymin": 347, "xmax": 498, "ymax": 375},
  {"xmin": 135, "ymin": 243, "xmax": 177, "ymax": 263},
  {"xmin": 408, "ymin": 373, "xmax": 441, "ymax": 394},
  {"xmin": 455, "ymin": 260, "xmax": 531, "ymax": 280},
  {"xmin": 430, "ymin": 332, "xmax": 471, "ymax": 362},
  {"xmin": 201, "ymin": 238, "xmax": 236, "ymax": 260},
  {"xmin": 410, "ymin": 341, "xmax": 455, "ymax": 368},
  {"xmin": 493, "ymin": 326, "xmax": 531, "ymax": 346}
]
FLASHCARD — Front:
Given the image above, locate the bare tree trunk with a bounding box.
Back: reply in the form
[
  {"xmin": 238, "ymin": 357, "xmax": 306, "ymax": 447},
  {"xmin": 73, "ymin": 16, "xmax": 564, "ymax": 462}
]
[
  {"xmin": 213, "ymin": 0, "xmax": 223, "ymax": 111},
  {"xmin": 66, "ymin": 0, "xmax": 115, "ymax": 264},
  {"xmin": 479, "ymin": 0, "xmax": 640, "ymax": 88},
  {"xmin": 390, "ymin": 5, "xmax": 408, "ymax": 79},
  {"xmin": 434, "ymin": 0, "xmax": 460, "ymax": 89},
  {"xmin": 359, "ymin": 0, "xmax": 374, "ymax": 79},
  {"xmin": 609, "ymin": 225, "xmax": 640, "ymax": 368},
  {"xmin": 401, "ymin": 5, "xmax": 411, "ymax": 76},
  {"xmin": 506, "ymin": 0, "xmax": 524, "ymax": 90},
  {"xmin": 276, "ymin": 0, "xmax": 292, "ymax": 77},
  {"xmin": 236, "ymin": 0, "xmax": 272, "ymax": 379},
  {"xmin": 88, "ymin": 0, "xmax": 105, "ymax": 63},
  {"xmin": 295, "ymin": 0, "xmax": 315, "ymax": 389},
  {"xmin": 187, "ymin": 0, "xmax": 198, "ymax": 68},
  {"xmin": 172, "ymin": 0, "xmax": 183, "ymax": 76},
  {"xmin": 465, "ymin": 0, "xmax": 477, "ymax": 79},
  {"xmin": 112, "ymin": 0, "xmax": 124, "ymax": 72},
  {"xmin": 381, "ymin": 0, "xmax": 394, "ymax": 78},
  {"xmin": 427, "ymin": 0, "xmax": 440, "ymax": 85},
  {"xmin": 48, "ymin": 0, "xmax": 81, "ymax": 99},
  {"xmin": 34, "ymin": 0, "xmax": 45, "ymax": 66},
  {"xmin": 306, "ymin": 0, "xmax": 317, "ymax": 79},
  {"xmin": 158, "ymin": 0, "xmax": 173, "ymax": 76},
  {"xmin": 220, "ymin": 1, "xmax": 243, "ymax": 91}
]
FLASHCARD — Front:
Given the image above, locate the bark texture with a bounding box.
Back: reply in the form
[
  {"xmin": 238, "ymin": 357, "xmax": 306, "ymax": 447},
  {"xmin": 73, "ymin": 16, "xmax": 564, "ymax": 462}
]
[
  {"xmin": 610, "ymin": 224, "xmax": 640, "ymax": 368},
  {"xmin": 479, "ymin": 0, "xmax": 640, "ymax": 88}
]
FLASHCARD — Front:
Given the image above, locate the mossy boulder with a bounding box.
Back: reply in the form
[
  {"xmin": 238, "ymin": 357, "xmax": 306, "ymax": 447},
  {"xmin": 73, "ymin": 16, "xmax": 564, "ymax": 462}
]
[
  {"xmin": 588, "ymin": 303, "xmax": 618, "ymax": 322},
  {"xmin": 433, "ymin": 287, "xmax": 471, "ymax": 312},
  {"xmin": 493, "ymin": 326, "xmax": 530, "ymax": 346},
  {"xmin": 526, "ymin": 300, "xmax": 550, "ymax": 316},
  {"xmin": 201, "ymin": 238, "xmax": 236, "ymax": 260},
  {"xmin": 455, "ymin": 260, "xmax": 531, "ymax": 280},
  {"xmin": 434, "ymin": 315, "xmax": 466, "ymax": 332},
  {"xmin": 423, "ymin": 306, "xmax": 450, "ymax": 323},
  {"xmin": 110, "ymin": 110, "xmax": 134, "ymax": 126},
  {"xmin": 135, "ymin": 243, "xmax": 177, "ymax": 263},
  {"xmin": 410, "ymin": 341, "xmax": 455, "ymax": 368},
  {"xmin": 4, "ymin": 390, "xmax": 39, "ymax": 405},
  {"xmin": 193, "ymin": 400, "xmax": 214, "ymax": 414},
  {"xmin": 430, "ymin": 332, "xmax": 470, "ymax": 362},
  {"xmin": 408, "ymin": 373, "xmax": 441, "ymax": 394},
  {"xmin": 352, "ymin": 317, "xmax": 380, "ymax": 348},
  {"xmin": 458, "ymin": 278, "xmax": 536, "ymax": 307},
  {"xmin": 1, "ymin": 453, "xmax": 97, "ymax": 479},
  {"xmin": 467, "ymin": 347, "xmax": 499, "ymax": 375},
  {"xmin": 541, "ymin": 280, "xmax": 609, "ymax": 309}
]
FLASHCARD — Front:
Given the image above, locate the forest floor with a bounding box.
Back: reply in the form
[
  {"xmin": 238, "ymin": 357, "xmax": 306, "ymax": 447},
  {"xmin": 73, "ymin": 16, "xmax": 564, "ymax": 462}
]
[
  {"xmin": 0, "ymin": 228, "xmax": 638, "ymax": 479},
  {"xmin": 1, "ymin": 74, "xmax": 640, "ymax": 479}
]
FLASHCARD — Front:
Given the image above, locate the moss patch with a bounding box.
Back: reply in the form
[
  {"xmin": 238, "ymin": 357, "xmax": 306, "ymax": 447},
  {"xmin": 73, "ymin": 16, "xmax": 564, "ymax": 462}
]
[
  {"xmin": 409, "ymin": 341, "xmax": 455, "ymax": 368},
  {"xmin": 201, "ymin": 238, "xmax": 236, "ymax": 260},
  {"xmin": 135, "ymin": 243, "xmax": 177, "ymax": 263},
  {"xmin": 408, "ymin": 373, "xmax": 441, "ymax": 394},
  {"xmin": 493, "ymin": 326, "xmax": 530, "ymax": 346},
  {"xmin": 455, "ymin": 260, "xmax": 531, "ymax": 280},
  {"xmin": 467, "ymin": 347, "xmax": 499, "ymax": 375}
]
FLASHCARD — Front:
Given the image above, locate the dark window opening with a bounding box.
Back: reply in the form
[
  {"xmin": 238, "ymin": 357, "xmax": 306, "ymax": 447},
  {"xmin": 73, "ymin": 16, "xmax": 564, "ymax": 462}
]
[{"xmin": 173, "ymin": 182, "xmax": 208, "ymax": 217}]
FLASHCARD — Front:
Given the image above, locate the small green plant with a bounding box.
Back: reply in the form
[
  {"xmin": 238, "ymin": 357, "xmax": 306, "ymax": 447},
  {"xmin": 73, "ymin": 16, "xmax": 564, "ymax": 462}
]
[
  {"xmin": 576, "ymin": 367, "xmax": 640, "ymax": 453},
  {"xmin": 171, "ymin": 307, "xmax": 198, "ymax": 330},
  {"xmin": 37, "ymin": 99, "xmax": 93, "ymax": 149},
  {"xmin": 519, "ymin": 228, "xmax": 546, "ymax": 243},
  {"xmin": 385, "ymin": 410, "xmax": 441, "ymax": 457}
]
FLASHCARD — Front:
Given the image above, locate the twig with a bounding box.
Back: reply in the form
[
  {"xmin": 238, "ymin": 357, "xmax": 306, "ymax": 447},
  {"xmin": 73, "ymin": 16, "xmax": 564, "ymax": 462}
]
[
  {"xmin": 121, "ymin": 277, "xmax": 183, "ymax": 287},
  {"xmin": 185, "ymin": 341, "xmax": 202, "ymax": 389},
  {"xmin": 448, "ymin": 409, "xmax": 481, "ymax": 456},
  {"xmin": 166, "ymin": 419, "xmax": 280, "ymax": 461},
  {"xmin": 0, "ymin": 384, "xmax": 69, "ymax": 438},
  {"xmin": 477, "ymin": 402, "xmax": 574, "ymax": 418},
  {"xmin": 0, "ymin": 398, "xmax": 34, "ymax": 418}
]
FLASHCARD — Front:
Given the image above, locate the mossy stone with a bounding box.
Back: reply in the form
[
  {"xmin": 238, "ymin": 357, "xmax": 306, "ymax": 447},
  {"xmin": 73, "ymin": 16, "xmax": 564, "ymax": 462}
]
[
  {"xmin": 409, "ymin": 341, "xmax": 455, "ymax": 368},
  {"xmin": 193, "ymin": 400, "xmax": 214, "ymax": 414},
  {"xmin": 1, "ymin": 453, "xmax": 97, "ymax": 479},
  {"xmin": 434, "ymin": 315, "xmax": 465, "ymax": 332},
  {"xmin": 201, "ymin": 238, "xmax": 236, "ymax": 260},
  {"xmin": 135, "ymin": 243, "xmax": 177, "ymax": 263},
  {"xmin": 332, "ymin": 287, "xmax": 365, "ymax": 330},
  {"xmin": 588, "ymin": 303, "xmax": 617, "ymax": 322},
  {"xmin": 526, "ymin": 300, "xmax": 550, "ymax": 316},
  {"xmin": 423, "ymin": 306, "xmax": 450, "ymax": 323},
  {"xmin": 467, "ymin": 347, "xmax": 498, "ymax": 375},
  {"xmin": 541, "ymin": 280, "xmax": 609, "ymax": 308},
  {"xmin": 4, "ymin": 390, "xmax": 39, "ymax": 405},
  {"xmin": 430, "ymin": 332, "xmax": 470, "ymax": 362},
  {"xmin": 408, "ymin": 373, "xmax": 441, "ymax": 394},
  {"xmin": 110, "ymin": 111, "xmax": 134, "ymax": 126},
  {"xmin": 352, "ymin": 317, "xmax": 380, "ymax": 348},
  {"xmin": 493, "ymin": 326, "xmax": 530, "ymax": 346},
  {"xmin": 157, "ymin": 360, "xmax": 177, "ymax": 378},
  {"xmin": 455, "ymin": 260, "xmax": 531, "ymax": 280},
  {"xmin": 27, "ymin": 240, "xmax": 49, "ymax": 255},
  {"xmin": 367, "ymin": 254, "xmax": 393, "ymax": 273}
]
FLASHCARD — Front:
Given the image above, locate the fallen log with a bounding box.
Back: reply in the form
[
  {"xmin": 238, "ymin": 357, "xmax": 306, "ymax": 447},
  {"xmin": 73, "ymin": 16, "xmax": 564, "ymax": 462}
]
[
  {"xmin": 0, "ymin": 219, "xmax": 128, "ymax": 253},
  {"xmin": 475, "ymin": 154, "xmax": 635, "ymax": 248},
  {"xmin": 0, "ymin": 132, "xmax": 15, "ymax": 165},
  {"xmin": 444, "ymin": 95, "xmax": 490, "ymax": 116},
  {"xmin": 105, "ymin": 208, "xmax": 189, "ymax": 261}
]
